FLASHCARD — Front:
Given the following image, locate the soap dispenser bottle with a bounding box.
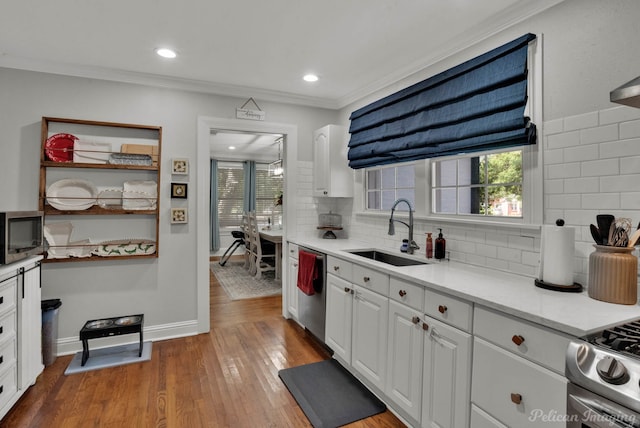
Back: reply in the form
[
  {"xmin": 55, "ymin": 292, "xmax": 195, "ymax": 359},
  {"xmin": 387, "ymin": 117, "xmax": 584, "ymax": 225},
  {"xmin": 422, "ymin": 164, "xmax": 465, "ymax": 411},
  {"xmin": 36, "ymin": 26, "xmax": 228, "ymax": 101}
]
[
  {"xmin": 434, "ymin": 228, "xmax": 446, "ymax": 260},
  {"xmin": 426, "ymin": 233, "xmax": 433, "ymax": 258}
]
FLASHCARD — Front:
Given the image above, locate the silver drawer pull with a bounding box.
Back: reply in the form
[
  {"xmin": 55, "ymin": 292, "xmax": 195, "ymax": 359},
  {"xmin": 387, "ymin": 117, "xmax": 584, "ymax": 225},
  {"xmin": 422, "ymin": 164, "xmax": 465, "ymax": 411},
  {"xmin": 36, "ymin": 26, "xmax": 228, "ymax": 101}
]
[{"xmin": 411, "ymin": 316, "xmax": 420, "ymax": 324}]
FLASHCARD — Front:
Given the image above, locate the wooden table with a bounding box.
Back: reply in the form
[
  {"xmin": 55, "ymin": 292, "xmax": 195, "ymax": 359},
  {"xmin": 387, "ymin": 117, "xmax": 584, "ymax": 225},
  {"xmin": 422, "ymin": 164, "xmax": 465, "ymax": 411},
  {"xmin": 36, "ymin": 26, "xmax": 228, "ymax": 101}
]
[{"xmin": 259, "ymin": 228, "xmax": 283, "ymax": 280}]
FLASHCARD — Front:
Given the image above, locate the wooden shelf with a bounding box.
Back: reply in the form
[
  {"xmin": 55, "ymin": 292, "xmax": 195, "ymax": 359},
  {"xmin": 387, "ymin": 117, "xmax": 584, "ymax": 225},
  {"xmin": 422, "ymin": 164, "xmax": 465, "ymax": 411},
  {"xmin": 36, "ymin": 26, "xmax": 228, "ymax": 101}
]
[
  {"xmin": 39, "ymin": 116, "xmax": 162, "ymax": 262},
  {"xmin": 41, "ymin": 160, "xmax": 158, "ymax": 171},
  {"xmin": 42, "ymin": 253, "xmax": 158, "ymax": 263}
]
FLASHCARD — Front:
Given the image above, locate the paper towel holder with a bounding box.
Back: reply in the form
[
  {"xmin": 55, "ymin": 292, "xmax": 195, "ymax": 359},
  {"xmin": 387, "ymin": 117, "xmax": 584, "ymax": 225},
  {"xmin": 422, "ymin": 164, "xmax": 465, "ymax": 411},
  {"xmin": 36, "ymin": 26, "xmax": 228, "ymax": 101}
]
[
  {"xmin": 534, "ymin": 278, "xmax": 582, "ymax": 292},
  {"xmin": 535, "ymin": 219, "xmax": 583, "ymax": 292}
]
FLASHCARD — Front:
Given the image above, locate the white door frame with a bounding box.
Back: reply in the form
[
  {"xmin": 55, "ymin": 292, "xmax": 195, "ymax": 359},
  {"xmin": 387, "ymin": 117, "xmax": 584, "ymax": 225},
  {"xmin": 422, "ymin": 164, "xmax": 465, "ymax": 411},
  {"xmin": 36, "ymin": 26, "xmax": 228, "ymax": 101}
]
[{"xmin": 196, "ymin": 116, "xmax": 298, "ymax": 333}]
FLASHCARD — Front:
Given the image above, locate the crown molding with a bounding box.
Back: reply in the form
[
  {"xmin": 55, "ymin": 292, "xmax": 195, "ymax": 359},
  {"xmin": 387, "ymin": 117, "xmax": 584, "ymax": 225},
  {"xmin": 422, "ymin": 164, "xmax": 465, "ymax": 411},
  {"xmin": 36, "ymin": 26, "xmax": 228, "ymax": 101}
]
[{"xmin": 0, "ymin": 55, "xmax": 341, "ymax": 110}]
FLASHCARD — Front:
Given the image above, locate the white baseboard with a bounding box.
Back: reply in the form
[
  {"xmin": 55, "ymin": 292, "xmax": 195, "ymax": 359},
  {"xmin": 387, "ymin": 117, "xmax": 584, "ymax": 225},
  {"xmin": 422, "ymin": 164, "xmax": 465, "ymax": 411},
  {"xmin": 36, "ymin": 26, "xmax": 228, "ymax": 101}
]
[{"xmin": 55, "ymin": 319, "xmax": 200, "ymax": 356}]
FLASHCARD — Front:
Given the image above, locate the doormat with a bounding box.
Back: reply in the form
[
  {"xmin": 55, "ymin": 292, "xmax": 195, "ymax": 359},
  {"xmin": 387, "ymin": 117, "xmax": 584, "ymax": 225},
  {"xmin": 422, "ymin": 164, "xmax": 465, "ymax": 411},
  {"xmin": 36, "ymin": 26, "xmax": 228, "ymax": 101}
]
[
  {"xmin": 64, "ymin": 341, "xmax": 152, "ymax": 375},
  {"xmin": 278, "ymin": 359, "xmax": 386, "ymax": 428},
  {"xmin": 210, "ymin": 262, "xmax": 281, "ymax": 300}
]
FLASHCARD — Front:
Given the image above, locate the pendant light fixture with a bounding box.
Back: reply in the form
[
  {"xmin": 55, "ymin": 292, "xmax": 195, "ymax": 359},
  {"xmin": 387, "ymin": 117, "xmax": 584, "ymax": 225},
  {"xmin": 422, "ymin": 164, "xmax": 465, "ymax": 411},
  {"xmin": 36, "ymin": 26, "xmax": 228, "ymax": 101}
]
[{"xmin": 269, "ymin": 137, "xmax": 283, "ymax": 176}]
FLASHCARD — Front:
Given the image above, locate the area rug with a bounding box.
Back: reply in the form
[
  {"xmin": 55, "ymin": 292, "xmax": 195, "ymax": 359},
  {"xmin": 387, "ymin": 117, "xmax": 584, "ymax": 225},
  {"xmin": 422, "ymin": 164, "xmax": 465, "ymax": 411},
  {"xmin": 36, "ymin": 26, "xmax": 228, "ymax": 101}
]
[
  {"xmin": 210, "ymin": 261, "xmax": 281, "ymax": 300},
  {"xmin": 278, "ymin": 359, "xmax": 386, "ymax": 428},
  {"xmin": 64, "ymin": 341, "xmax": 152, "ymax": 375}
]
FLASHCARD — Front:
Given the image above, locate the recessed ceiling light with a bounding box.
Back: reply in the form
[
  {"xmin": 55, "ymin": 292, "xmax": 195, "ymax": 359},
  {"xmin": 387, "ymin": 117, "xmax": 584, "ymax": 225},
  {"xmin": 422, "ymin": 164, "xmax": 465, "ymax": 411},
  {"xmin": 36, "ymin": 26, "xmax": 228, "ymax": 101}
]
[
  {"xmin": 156, "ymin": 48, "xmax": 177, "ymax": 59},
  {"xmin": 228, "ymin": 146, "xmax": 236, "ymax": 150},
  {"xmin": 303, "ymin": 74, "xmax": 319, "ymax": 82}
]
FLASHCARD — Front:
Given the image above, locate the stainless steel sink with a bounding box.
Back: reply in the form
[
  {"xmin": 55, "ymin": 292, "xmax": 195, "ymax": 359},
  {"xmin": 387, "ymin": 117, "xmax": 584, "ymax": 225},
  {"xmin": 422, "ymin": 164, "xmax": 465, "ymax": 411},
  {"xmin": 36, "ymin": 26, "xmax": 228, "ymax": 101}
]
[{"xmin": 347, "ymin": 249, "xmax": 428, "ymax": 266}]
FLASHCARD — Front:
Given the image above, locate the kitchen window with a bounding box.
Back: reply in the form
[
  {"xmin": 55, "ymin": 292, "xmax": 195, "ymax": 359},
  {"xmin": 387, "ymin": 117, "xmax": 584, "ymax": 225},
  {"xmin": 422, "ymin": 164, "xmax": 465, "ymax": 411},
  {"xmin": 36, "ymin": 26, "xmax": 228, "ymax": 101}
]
[
  {"xmin": 432, "ymin": 149, "xmax": 523, "ymax": 217},
  {"xmin": 217, "ymin": 162, "xmax": 283, "ymax": 228},
  {"xmin": 365, "ymin": 163, "xmax": 415, "ymax": 211}
]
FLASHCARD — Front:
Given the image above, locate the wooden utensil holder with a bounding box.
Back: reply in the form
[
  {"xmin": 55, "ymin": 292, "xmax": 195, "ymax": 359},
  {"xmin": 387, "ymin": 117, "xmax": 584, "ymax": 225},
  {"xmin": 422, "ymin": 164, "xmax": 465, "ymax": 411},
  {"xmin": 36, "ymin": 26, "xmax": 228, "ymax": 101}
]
[{"xmin": 588, "ymin": 245, "xmax": 638, "ymax": 305}]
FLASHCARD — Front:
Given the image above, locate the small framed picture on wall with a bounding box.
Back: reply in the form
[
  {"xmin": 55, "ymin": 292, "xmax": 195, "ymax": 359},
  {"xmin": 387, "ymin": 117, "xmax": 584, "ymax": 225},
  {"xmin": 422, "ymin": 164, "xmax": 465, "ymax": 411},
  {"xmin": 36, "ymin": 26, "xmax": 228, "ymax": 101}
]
[
  {"xmin": 171, "ymin": 183, "xmax": 188, "ymax": 199},
  {"xmin": 170, "ymin": 207, "xmax": 188, "ymax": 224},
  {"xmin": 171, "ymin": 158, "xmax": 189, "ymax": 175}
]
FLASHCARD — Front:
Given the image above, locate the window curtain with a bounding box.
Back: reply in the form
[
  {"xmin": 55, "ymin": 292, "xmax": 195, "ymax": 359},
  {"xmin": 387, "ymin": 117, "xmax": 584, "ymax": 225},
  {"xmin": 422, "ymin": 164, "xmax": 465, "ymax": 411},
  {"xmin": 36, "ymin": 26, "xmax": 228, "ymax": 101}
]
[
  {"xmin": 210, "ymin": 159, "xmax": 220, "ymax": 252},
  {"xmin": 243, "ymin": 160, "xmax": 256, "ymax": 212},
  {"xmin": 347, "ymin": 33, "xmax": 537, "ymax": 169}
]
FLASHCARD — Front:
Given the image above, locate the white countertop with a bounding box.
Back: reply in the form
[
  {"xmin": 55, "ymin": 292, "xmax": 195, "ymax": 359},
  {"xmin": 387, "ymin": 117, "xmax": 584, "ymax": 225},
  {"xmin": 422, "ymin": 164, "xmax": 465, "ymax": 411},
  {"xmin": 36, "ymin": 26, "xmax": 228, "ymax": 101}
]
[{"xmin": 291, "ymin": 237, "xmax": 640, "ymax": 337}]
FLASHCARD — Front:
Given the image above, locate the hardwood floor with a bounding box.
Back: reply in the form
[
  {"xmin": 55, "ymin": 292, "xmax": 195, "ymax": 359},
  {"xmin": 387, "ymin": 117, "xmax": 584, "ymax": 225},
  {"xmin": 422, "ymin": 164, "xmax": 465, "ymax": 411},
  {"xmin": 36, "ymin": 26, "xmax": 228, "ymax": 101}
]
[{"xmin": 0, "ymin": 265, "xmax": 406, "ymax": 427}]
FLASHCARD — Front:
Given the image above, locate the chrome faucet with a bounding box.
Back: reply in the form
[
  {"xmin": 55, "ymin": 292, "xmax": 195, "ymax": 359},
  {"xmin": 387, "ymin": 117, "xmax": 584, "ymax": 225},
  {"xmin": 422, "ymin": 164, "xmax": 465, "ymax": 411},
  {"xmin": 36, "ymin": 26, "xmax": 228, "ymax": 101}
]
[{"xmin": 388, "ymin": 198, "xmax": 420, "ymax": 254}]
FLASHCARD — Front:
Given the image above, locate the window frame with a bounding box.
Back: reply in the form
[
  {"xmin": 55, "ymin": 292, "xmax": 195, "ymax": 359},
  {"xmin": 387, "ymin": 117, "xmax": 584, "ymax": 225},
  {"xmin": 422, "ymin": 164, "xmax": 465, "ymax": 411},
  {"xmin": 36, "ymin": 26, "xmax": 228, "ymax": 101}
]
[{"xmin": 364, "ymin": 162, "xmax": 417, "ymax": 212}]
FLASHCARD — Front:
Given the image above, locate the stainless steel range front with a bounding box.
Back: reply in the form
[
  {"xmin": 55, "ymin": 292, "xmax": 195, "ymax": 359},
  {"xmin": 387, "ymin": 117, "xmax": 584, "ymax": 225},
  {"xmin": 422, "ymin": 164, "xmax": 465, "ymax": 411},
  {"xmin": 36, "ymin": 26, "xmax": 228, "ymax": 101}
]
[{"xmin": 566, "ymin": 320, "xmax": 640, "ymax": 427}]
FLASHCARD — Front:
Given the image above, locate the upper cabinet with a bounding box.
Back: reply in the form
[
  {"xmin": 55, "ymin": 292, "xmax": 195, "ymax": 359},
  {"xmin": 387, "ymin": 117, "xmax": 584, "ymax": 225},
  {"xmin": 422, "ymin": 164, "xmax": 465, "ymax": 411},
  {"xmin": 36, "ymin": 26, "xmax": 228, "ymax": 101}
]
[
  {"xmin": 39, "ymin": 117, "xmax": 161, "ymax": 262},
  {"xmin": 312, "ymin": 125, "xmax": 353, "ymax": 197}
]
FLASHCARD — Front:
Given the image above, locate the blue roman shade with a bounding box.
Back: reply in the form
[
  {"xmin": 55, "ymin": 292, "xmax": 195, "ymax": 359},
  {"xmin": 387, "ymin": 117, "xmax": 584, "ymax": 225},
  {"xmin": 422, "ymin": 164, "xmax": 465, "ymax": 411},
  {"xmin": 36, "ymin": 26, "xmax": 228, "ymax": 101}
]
[{"xmin": 347, "ymin": 33, "xmax": 537, "ymax": 169}]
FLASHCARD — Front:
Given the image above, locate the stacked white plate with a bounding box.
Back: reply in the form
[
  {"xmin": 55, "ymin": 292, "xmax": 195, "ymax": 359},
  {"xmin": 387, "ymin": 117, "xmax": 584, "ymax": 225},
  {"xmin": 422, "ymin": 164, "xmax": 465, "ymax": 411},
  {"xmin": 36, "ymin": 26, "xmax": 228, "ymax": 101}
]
[{"xmin": 46, "ymin": 179, "xmax": 98, "ymax": 210}]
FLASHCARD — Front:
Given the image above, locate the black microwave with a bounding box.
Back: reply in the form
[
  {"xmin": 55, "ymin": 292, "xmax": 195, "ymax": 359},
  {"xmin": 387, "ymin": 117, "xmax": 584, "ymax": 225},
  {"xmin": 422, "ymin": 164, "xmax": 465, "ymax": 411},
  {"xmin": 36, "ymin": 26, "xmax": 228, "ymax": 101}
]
[{"xmin": 0, "ymin": 211, "xmax": 44, "ymax": 265}]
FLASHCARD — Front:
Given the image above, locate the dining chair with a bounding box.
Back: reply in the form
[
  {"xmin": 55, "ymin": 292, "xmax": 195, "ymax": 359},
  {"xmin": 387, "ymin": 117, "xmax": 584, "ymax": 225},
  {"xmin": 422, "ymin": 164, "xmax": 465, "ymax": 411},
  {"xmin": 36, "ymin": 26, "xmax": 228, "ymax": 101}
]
[
  {"xmin": 248, "ymin": 212, "xmax": 276, "ymax": 279},
  {"xmin": 241, "ymin": 212, "xmax": 252, "ymax": 270}
]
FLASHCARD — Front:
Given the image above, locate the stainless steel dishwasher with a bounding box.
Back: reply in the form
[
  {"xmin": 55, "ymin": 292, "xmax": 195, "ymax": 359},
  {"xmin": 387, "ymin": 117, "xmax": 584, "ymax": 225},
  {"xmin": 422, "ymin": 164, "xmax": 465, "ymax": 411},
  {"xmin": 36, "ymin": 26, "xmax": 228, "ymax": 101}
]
[{"xmin": 297, "ymin": 246, "xmax": 326, "ymax": 344}]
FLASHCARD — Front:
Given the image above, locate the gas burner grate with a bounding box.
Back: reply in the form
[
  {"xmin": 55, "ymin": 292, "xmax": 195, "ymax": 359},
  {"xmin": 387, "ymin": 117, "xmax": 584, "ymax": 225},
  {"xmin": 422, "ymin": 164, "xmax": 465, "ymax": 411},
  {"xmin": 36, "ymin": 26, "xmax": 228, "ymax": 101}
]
[{"xmin": 591, "ymin": 320, "xmax": 640, "ymax": 356}]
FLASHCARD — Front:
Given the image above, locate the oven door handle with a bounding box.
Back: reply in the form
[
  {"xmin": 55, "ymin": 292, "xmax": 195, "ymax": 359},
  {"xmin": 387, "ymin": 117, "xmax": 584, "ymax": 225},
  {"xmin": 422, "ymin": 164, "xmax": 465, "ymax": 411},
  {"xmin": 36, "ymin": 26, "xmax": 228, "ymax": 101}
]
[{"xmin": 568, "ymin": 394, "xmax": 639, "ymax": 428}]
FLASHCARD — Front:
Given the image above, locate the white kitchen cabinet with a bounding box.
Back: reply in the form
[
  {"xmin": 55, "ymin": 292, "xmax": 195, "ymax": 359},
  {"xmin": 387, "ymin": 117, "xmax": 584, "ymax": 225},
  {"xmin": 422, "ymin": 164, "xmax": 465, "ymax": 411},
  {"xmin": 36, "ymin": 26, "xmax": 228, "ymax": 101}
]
[
  {"xmin": 351, "ymin": 284, "xmax": 388, "ymax": 391},
  {"xmin": 422, "ymin": 315, "xmax": 472, "ymax": 428},
  {"xmin": 471, "ymin": 306, "xmax": 569, "ymax": 427},
  {"xmin": 0, "ymin": 256, "xmax": 43, "ymax": 421},
  {"xmin": 470, "ymin": 405, "xmax": 509, "ymax": 428},
  {"xmin": 312, "ymin": 125, "xmax": 353, "ymax": 197},
  {"xmin": 386, "ymin": 299, "xmax": 424, "ymax": 422},
  {"xmin": 286, "ymin": 243, "xmax": 299, "ymax": 319},
  {"xmin": 17, "ymin": 259, "xmax": 43, "ymax": 389},
  {"xmin": 325, "ymin": 273, "xmax": 353, "ymax": 362},
  {"xmin": 471, "ymin": 338, "xmax": 567, "ymax": 428}
]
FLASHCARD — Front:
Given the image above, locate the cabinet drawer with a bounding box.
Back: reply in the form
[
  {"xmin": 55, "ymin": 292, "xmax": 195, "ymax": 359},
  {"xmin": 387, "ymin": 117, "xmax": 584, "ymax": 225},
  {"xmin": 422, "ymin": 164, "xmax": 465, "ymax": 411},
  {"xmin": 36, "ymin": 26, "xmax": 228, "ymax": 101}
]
[
  {"xmin": 470, "ymin": 404, "xmax": 508, "ymax": 428},
  {"xmin": 424, "ymin": 288, "xmax": 473, "ymax": 332},
  {"xmin": 0, "ymin": 311, "xmax": 16, "ymax": 343},
  {"xmin": 0, "ymin": 362, "xmax": 17, "ymax": 411},
  {"xmin": 0, "ymin": 282, "xmax": 16, "ymax": 317},
  {"xmin": 471, "ymin": 338, "xmax": 567, "ymax": 428},
  {"xmin": 389, "ymin": 277, "xmax": 424, "ymax": 311},
  {"xmin": 0, "ymin": 338, "xmax": 16, "ymax": 374},
  {"xmin": 327, "ymin": 256, "xmax": 352, "ymax": 281},
  {"xmin": 352, "ymin": 264, "xmax": 389, "ymax": 295},
  {"xmin": 474, "ymin": 306, "xmax": 571, "ymax": 374},
  {"xmin": 287, "ymin": 243, "xmax": 299, "ymax": 259}
]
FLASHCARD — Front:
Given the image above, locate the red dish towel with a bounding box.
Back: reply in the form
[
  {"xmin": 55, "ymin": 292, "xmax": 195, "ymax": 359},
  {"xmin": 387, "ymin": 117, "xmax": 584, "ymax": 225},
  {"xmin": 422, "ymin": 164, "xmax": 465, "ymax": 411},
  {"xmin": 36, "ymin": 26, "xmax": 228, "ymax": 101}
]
[{"xmin": 297, "ymin": 250, "xmax": 318, "ymax": 296}]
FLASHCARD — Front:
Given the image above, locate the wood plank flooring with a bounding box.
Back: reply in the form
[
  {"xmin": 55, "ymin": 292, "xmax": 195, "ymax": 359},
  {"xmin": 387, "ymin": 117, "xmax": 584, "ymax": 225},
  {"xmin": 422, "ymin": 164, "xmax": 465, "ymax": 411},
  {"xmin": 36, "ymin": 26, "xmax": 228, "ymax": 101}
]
[{"xmin": 0, "ymin": 265, "xmax": 406, "ymax": 427}]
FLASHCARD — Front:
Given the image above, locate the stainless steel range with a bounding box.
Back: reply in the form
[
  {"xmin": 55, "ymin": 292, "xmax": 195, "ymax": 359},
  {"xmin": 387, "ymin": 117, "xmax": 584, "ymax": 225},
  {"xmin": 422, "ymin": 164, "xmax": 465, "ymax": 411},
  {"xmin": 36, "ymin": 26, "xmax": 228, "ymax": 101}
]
[{"xmin": 566, "ymin": 320, "xmax": 640, "ymax": 427}]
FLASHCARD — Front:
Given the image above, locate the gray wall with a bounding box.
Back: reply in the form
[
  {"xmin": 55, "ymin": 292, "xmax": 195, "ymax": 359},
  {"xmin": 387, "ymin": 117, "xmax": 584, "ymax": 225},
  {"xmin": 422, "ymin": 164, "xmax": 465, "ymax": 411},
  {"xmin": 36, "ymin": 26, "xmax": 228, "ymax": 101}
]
[{"xmin": 0, "ymin": 67, "xmax": 337, "ymax": 349}]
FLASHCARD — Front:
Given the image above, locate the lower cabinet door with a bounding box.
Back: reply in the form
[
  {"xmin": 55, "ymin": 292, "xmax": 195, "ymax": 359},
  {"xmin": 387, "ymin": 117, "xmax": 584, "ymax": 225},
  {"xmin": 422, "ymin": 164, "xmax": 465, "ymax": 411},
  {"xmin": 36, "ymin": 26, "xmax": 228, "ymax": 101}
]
[
  {"xmin": 422, "ymin": 316, "xmax": 472, "ymax": 428},
  {"xmin": 351, "ymin": 285, "xmax": 388, "ymax": 391},
  {"xmin": 386, "ymin": 300, "xmax": 424, "ymax": 422},
  {"xmin": 470, "ymin": 405, "xmax": 508, "ymax": 428},
  {"xmin": 471, "ymin": 338, "xmax": 567, "ymax": 428},
  {"xmin": 325, "ymin": 274, "xmax": 353, "ymax": 362},
  {"xmin": 287, "ymin": 256, "xmax": 299, "ymax": 319}
]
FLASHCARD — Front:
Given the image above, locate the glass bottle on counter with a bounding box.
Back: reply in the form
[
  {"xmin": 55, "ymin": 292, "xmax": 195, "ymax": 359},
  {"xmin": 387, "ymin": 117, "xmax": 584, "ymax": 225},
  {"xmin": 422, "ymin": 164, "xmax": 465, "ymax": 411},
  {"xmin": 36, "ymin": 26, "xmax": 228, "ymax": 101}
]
[{"xmin": 426, "ymin": 233, "xmax": 433, "ymax": 258}]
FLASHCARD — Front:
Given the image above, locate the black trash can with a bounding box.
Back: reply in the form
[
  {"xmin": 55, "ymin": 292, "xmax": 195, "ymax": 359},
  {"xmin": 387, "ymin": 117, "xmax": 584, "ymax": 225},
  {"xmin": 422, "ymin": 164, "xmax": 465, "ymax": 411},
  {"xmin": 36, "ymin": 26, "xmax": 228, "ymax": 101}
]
[{"xmin": 41, "ymin": 299, "xmax": 62, "ymax": 366}]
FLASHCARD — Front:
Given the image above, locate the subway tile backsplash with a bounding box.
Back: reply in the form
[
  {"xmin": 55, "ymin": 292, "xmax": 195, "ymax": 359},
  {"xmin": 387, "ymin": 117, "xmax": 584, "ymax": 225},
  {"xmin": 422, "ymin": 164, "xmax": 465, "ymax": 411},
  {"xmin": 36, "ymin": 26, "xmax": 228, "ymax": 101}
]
[{"xmin": 294, "ymin": 107, "xmax": 640, "ymax": 288}]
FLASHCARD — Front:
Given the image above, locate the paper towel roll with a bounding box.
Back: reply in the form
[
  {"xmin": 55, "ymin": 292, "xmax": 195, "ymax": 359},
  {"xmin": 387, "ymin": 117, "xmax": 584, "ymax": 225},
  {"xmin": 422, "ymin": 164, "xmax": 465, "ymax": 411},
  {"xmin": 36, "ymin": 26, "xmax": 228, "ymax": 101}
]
[{"xmin": 539, "ymin": 225, "xmax": 575, "ymax": 286}]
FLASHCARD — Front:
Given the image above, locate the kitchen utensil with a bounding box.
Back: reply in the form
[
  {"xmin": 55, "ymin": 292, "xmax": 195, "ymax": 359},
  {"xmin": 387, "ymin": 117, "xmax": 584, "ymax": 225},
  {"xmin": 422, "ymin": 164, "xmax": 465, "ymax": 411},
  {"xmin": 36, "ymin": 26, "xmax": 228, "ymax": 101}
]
[
  {"xmin": 609, "ymin": 217, "xmax": 632, "ymax": 247},
  {"xmin": 627, "ymin": 228, "xmax": 640, "ymax": 248},
  {"xmin": 596, "ymin": 214, "xmax": 615, "ymax": 245},
  {"xmin": 590, "ymin": 224, "xmax": 602, "ymax": 244}
]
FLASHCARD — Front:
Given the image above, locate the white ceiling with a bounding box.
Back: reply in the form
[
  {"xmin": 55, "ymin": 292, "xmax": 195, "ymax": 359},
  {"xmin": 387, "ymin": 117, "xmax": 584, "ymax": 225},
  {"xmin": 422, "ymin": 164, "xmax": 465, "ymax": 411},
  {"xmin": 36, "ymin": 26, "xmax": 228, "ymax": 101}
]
[{"xmin": 0, "ymin": 0, "xmax": 563, "ymax": 110}]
